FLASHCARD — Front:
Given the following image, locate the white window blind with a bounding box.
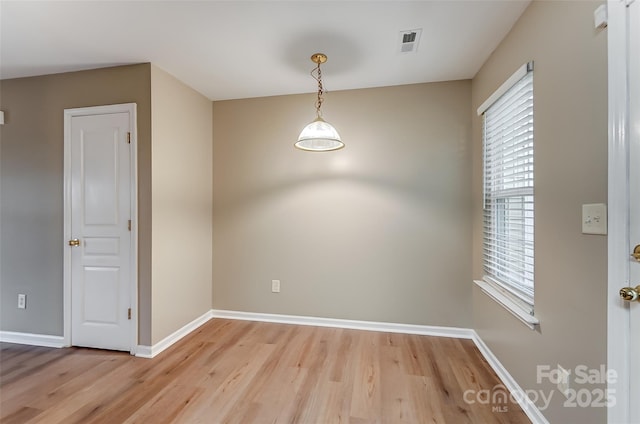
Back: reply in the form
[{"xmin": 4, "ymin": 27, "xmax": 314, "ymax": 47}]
[{"xmin": 482, "ymin": 66, "xmax": 534, "ymax": 306}]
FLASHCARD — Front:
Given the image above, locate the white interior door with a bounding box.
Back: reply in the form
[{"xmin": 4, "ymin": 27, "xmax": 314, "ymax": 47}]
[
  {"xmin": 609, "ymin": 1, "xmax": 639, "ymax": 422},
  {"xmin": 65, "ymin": 105, "xmax": 135, "ymax": 352},
  {"xmin": 628, "ymin": 0, "xmax": 640, "ymax": 420}
]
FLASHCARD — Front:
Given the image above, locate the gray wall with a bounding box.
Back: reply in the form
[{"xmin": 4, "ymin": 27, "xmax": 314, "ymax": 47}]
[
  {"xmin": 212, "ymin": 81, "xmax": 472, "ymax": 327},
  {"xmin": 471, "ymin": 2, "xmax": 608, "ymax": 423},
  {"xmin": 0, "ymin": 64, "xmax": 153, "ymax": 341}
]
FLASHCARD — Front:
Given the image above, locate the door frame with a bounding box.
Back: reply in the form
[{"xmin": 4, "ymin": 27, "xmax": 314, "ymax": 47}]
[
  {"xmin": 607, "ymin": 0, "xmax": 632, "ymax": 422},
  {"xmin": 62, "ymin": 103, "xmax": 138, "ymax": 354}
]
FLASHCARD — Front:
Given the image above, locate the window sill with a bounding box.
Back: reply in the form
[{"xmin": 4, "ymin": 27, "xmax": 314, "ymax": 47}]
[{"xmin": 474, "ymin": 280, "xmax": 539, "ymax": 330}]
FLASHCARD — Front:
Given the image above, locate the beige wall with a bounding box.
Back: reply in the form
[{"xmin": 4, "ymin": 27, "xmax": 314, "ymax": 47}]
[
  {"xmin": 213, "ymin": 81, "xmax": 472, "ymax": 327},
  {"xmin": 150, "ymin": 66, "xmax": 213, "ymax": 344},
  {"xmin": 0, "ymin": 64, "xmax": 153, "ymax": 342},
  {"xmin": 471, "ymin": 2, "xmax": 608, "ymax": 423}
]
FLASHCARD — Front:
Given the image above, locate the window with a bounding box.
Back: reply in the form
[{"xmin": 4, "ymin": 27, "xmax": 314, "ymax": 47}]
[{"xmin": 476, "ymin": 62, "xmax": 536, "ymax": 326}]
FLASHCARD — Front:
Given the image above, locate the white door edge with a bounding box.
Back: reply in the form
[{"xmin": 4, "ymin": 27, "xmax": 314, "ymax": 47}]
[
  {"xmin": 63, "ymin": 103, "xmax": 138, "ymax": 355},
  {"xmin": 607, "ymin": 1, "xmax": 631, "ymax": 422}
]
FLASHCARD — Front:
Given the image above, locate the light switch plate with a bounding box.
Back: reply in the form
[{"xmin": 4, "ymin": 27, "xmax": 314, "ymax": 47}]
[{"xmin": 582, "ymin": 203, "xmax": 607, "ymax": 235}]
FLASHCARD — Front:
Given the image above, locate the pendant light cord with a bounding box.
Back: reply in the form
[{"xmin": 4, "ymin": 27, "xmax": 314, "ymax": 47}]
[{"xmin": 312, "ymin": 62, "xmax": 324, "ymax": 118}]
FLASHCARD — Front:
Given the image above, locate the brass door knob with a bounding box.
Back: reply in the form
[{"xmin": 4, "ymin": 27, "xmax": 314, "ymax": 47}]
[
  {"xmin": 68, "ymin": 239, "xmax": 80, "ymax": 247},
  {"xmin": 632, "ymin": 245, "xmax": 640, "ymax": 262},
  {"xmin": 619, "ymin": 285, "xmax": 640, "ymax": 302}
]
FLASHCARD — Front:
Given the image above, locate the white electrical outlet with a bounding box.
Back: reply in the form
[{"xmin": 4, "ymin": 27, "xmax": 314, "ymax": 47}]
[
  {"xmin": 557, "ymin": 365, "xmax": 571, "ymax": 398},
  {"xmin": 18, "ymin": 294, "xmax": 26, "ymax": 309},
  {"xmin": 271, "ymin": 280, "xmax": 281, "ymax": 293}
]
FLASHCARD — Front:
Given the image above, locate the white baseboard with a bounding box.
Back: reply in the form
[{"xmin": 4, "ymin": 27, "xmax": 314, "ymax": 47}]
[
  {"xmin": 210, "ymin": 309, "xmax": 475, "ymax": 339},
  {"xmin": 136, "ymin": 309, "xmax": 213, "ymax": 358},
  {"xmin": 0, "ymin": 331, "xmax": 66, "ymax": 348},
  {"xmin": 471, "ymin": 333, "xmax": 549, "ymax": 424}
]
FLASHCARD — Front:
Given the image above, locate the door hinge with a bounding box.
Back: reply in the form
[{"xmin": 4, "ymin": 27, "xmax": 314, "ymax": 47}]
[
  {"xmin": 127, "ymin": 132, "xmax": 131, "ymax": 144},
  {"xmin": 128, "ymin": 220, "xmax": 131, "ymax": 231},
  {"xmin": 128, "ymin": 308, "xmax": 132, "ymax": 320}
]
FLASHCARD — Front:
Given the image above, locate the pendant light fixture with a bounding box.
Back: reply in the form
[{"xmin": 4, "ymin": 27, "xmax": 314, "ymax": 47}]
[{"xmin": 295, "ymin": 53, "xmax": 344, "ymax": 152}]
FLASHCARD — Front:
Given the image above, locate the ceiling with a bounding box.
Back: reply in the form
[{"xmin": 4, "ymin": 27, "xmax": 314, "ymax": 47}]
[{"xmin": 0, "ymin": 1, "xmax": 530, "ymax": 101}]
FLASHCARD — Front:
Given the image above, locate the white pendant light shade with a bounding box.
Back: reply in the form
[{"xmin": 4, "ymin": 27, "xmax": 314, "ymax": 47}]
[
  {"xmin": 295, "ymin": 117, "xmax": 344, "ymax": 152},
  {"xmin": 295, "ymin": 53, "xmax": 344, "ymax": 152}
]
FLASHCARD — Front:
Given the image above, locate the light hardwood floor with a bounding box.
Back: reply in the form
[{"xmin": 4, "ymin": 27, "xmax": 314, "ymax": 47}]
[{"xmin": 0, "ymin": 319, "xmax": 530, "ymax": 423}]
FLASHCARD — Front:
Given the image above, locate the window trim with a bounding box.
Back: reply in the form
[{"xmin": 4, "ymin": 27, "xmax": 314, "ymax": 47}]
[
  {"xmin": 474, "ymin": 280, "xmax": 539, "ymax": 329},
  {"xmin": 477, "ymin": 62, "xmax": 538, "ymax": 330}
]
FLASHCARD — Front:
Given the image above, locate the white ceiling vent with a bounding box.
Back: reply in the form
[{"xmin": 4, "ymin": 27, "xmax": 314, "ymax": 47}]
[{"xmin": 398, "ymin": 29, "xmax": 422, "ymax": 54}]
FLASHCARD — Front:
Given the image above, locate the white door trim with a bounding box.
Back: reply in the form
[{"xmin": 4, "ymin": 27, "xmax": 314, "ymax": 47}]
[
  {"xmin": 63, "ymin": 103, "xmax": 138, "ymax": 354},
  {"xmin": 607, "ymin": 1, "xmax": 630, "ymax": 422}
]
